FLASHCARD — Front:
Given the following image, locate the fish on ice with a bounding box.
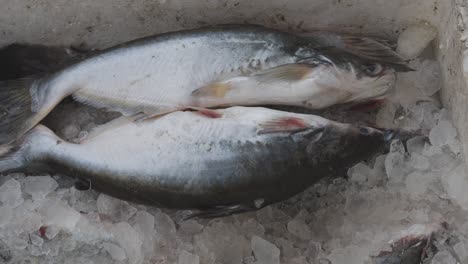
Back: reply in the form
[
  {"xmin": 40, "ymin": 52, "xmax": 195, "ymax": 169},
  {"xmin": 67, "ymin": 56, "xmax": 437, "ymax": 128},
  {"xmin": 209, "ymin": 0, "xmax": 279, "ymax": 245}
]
[
  {"xmin": 0, "ymin": 107, "xmax": 393, "ymax": 218},
  {"xmin": 0, "ymin": 24, "xmax": 410, "ymax": 145}
]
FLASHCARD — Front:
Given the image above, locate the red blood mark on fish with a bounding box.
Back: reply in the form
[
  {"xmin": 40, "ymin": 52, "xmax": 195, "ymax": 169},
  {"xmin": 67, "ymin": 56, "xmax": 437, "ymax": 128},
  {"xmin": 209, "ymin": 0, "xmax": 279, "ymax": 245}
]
[
  {"xmin": 349, "ymin": 99, "xmax": 385, "ymax": 112},
  {"xmin": 275, "ymin": 117, "xmax": 308, "ymax": 129},
  {"xmin": 196, "ymin": 109, "xmax": 222, "ymax": 118},
  {"xmin": 39, "ymin": 226, "xmax": 47, "ymax": 238}
]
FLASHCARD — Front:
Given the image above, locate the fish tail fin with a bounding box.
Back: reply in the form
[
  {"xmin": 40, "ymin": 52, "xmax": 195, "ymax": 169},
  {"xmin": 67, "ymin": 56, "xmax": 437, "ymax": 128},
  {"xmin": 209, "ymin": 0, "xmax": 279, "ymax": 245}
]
[
  {"xmin": 0, "ymin": 125, "xmax": 58, "ymax": 173},
  {"xmin": 0, "ymin": 78, "xmax": 45, "ymax": 145}
]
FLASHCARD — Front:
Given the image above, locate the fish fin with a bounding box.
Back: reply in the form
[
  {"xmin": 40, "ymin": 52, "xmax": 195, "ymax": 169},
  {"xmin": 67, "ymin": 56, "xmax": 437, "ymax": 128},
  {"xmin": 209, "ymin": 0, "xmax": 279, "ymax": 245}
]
[
  {"xmin": 338, "ymin": 36, "xmax": 413, "ymax": 72},
  {"xmin": 191, "ymin": 82, "xmax": 232, "ymax": 98},
  {"xmin": 72, "ymin": 91, "xmax": 175, "ymax": 118},
  {"xmin": 184, "ymin": 203, "xmax": 258, "ymax": 220},
  {"xmin": 0, "ymin": 78, "xmax": 44, "ymax": 145},
  {"xmin": 252, "ymin": 64, "xmax": 316, "ymax": 83},
  {"xmin": 257, "ymin": 116, "xmax": 311, "ymax": 135},
  {"xmin": 185, "ymin": 107, "xmax": 223, "ymax": 118},
  {"xmin": 0, "ymin": 125, "xmax": 59, "ymax": 173},
  {"xmin": 0, "ymin": 43, "xmax": 89, "ymax": 80}
]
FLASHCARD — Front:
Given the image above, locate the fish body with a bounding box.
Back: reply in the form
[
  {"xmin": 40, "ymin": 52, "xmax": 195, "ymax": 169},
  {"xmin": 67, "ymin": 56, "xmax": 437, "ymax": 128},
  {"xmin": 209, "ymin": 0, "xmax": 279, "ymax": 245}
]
[
  {"xmin": 0, "ymin": 24, "xmax": 407, "ymax": 145},
  {"xmin": 0, "ymin": 107, "xmax": 387, "ymax": 214}
]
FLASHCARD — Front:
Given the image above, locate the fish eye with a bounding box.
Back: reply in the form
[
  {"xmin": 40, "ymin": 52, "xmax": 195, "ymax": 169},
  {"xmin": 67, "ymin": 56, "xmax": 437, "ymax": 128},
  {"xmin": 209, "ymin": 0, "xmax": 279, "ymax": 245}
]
[
  {"xmin": 364, "ymin": 63, "xmax": 384, "ymax": 76},
  {"xmin": 359, "ymin": 127, "xmax": 371, "ymax": 135}
]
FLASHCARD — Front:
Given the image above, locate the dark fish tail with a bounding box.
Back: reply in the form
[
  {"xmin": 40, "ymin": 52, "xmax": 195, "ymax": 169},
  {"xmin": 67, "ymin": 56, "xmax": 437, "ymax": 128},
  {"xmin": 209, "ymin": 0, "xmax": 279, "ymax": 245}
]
[
  {"xmin": 0, "ymin": 78, "xmax": 40, "ymax": 145},
  {"xmin": 0, "ymin": 125, "xmax": 57, "ymax": 173}
]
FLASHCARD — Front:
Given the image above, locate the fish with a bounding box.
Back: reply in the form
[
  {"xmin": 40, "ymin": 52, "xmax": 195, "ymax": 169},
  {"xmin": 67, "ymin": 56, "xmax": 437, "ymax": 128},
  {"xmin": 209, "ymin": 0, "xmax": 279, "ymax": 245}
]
[
  {"xmin": 0, "ymin": 106, "xmax": 392, "ymax": 217},
  {"xmin": 0, "ymin": 24, "xmax": 410, "ymax": 145}
]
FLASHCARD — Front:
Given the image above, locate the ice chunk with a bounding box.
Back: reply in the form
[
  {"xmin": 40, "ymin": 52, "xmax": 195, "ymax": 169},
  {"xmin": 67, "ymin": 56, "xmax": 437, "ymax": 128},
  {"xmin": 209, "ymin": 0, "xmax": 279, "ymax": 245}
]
[
  {"xmin": 393, "ymin": 61, "xmax": 441, "ymax": 109},
  {"xmin": 133, "ymin": 211, "xmax": 155, "ymax": 258},
  {"xmin": 23, "ymin": 176, "xmax": 58, "ymax": 200},
  {"xmin": 251, "ymin": 236, "xmax": 280, "ymax": 264},
  {"xmin": 442, "ymin": 163, "xmax": 468, "ymax": 210},
  {"xmin": 178, "ymin": 250, "xmax": 200, "ymax": 264},
  {"xmin": 45, "ymin": 225, "xmax": 61, "ymax": 240},
  {"xmin": 406, "ymin": 136, "xmax": 427, "ymax": 154},
  {"xmin": 348, "ymin": 163, "xmax": 372, "ymax": 184},
  {"xmin": 112, "ymin": 222, "xmax": 143, "ymax": 264},
  {"xmin": 0, "ymin": 206, "xmax": 12, "ymax": 227},
  {"xmin": 326, "ymin": 245, "xmax": 370, "ymax": 264},
  {"xmin": 194, "ymin": 221, "xmax": 249, "ymax": 264},
  {"xmin": 454, "ymin": 240, "xmax": 467, "ymax": 263},
  {"xmin": 376, "ymin": 102, "xmax": 397, "ymax": 128},
  {"xmin": 429, "ymin": 120, "xmax": 457, "ymax": 147},
  {"xmin": 431, "ymin": 250, "xmax": 457, "ymax": 264},
  {"xmin": 103, "ymin": 242, "xmax": 127, "ymax": 261},
  {"xmin": 178, "ymin": 220, "xmax": 204, "ymax": 236},
  {"xmin": 397, "ymin": 23, "xmax": 437, "ymax": 59},
  {"xmin": 97, "ymin": 194, "xmax": 137, "ymax": 221},
  {"xmin": 61, "ymin": 124, "xmax": 80, "ymax": 140},
  {"xmin": 30, "ymin": 234, "xmax": 43, "ymax": 247},
  {"xmin": 287, "ymin": 219, "xmax": 312, "ymax": 240},
  {"xmin": 409, "ymin": 153, "xmax": 430, "ymax": 170},
  {"xmin": 0, "ymin": 179, "xmax": 23, "ymax": 208},
  {"xmin": 42, "ymin": 199, "xmax": 81, "ymax": 231},
  {"xmin": 385, "ymin": 140, "xmax": 407, "ymax": 183},
  {"xmin": 405, "ymin": 171, "xmax": 431, "ymax": 200}
]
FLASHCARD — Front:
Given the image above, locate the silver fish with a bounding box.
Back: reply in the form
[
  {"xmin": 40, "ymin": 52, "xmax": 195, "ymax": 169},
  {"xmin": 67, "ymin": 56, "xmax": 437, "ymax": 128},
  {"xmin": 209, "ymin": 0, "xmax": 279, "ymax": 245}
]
[
  {"xmin": 0, "ymin": 107, "xmax": 390, "ymax": 217},
  {"xmin": 0, "ymin": 24, "xmax": 408, "ymax": 145}
]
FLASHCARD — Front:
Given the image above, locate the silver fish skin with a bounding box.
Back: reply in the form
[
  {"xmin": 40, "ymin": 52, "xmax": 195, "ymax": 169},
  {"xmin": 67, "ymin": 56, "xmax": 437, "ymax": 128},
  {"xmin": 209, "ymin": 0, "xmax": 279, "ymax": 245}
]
[
  {"xmin": 0, "ymin": 24, "xmax": 404, "ymax": 145},
  {"xmin": 0, "ymin": 107, "xmax": 387, "ymax": 215}
]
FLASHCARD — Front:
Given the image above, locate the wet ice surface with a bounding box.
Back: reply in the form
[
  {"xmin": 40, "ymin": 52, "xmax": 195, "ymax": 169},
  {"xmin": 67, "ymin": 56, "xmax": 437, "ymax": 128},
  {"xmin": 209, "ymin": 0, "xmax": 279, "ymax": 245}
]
[{"xmin": 2, "ymin": 58, "xmax": 468, "ymax": 264}]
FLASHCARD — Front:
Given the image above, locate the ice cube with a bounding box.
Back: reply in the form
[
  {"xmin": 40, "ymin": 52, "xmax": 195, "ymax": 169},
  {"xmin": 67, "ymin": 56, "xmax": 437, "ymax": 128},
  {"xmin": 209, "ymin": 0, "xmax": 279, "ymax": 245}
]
[
  {"xmin": 133, "ymin": 211, "xmax": 155, "ymax": 258},
  {"xmin": 385, "ymin": 140, "xmax": 407, "ymax": 183},
  {"xmin": 0, "ymin": 206, "xmax": 12, "ymax": 228},
  {"xmin": 376, "ymin": 102, "xmax": 397, "ymax": 128},
  {"xmin": 61, "ymin": 124, "xmax": 80, "ymax": 140},
  {"xmin": 194, "ymin": 221, "xmax": 248, "ymax": 264},
  {"xmin": 431, "ymin": 250, "xmax": 457, "ymax": 264},
  {"xmin": 429, "ymin": 120, "xmax": 457, "ymax": 147},
  {"xmin": 251, "ymin": 236, "xmax": 280, "ymax": 264},
  {"xmin": 103, "ymin": 242, "xmax": 127, "ymax": 261},
  {"xmin": 42, "ymin": 199, "xmax": 81, "ymax": 231},
  {"xmin": 406, "ymin": 136, "xmax": 427, "ymax": 154},
  {"xmin": 348, "ymin": 163, "xmax": 372, "ymax": 184},
  {"xmin": 178, "ymin": 250, "xmax": 200, "ymax": 264},
  {"xmin": 111, "ymin": 222, "xmax": 143, "ymax": 264},
  {"xmin": 178, "ymin": 220, "xmax": 204, "ymax": 236},
  {"xmin": 154, "ymin": 211, "xmax": 177, "ymax": 250},
  {"xmin": 441, "ymin": 163, "xmax": 468, "ymax": 210},
  {"xmin": 409, "ymin": 153, "xmax": 430, "ymax": 170},
  {"xmin": 454, "ymin": 240, "xmax": 467, "ymax": 263},
  {"xmin": 287, "ymin": 219, "xmax": 312, "ymax": 240},
  {"xmin": 23, "ymin": 176, "xmax": 58, "ymax": 200},
  {"xmin": 97, "ymin": 194, "xmax": 137, "ymax": 222},
  {"xmin": 396, "ymin": 23, "xmax": 437, "ymax": 59},
  {"xmin": 326, "ymin": 245, "xmax": 370, "ymax": 264},
  {"xmin": 405, "ymin": 171, "xmax": 431, "ymax": 200},
  {"xmin": 0, "ymin": 179, "xmax": 24, "ymax": 208},
  {"xmin": 30, "ymin": 234, "xmax": 43, "ymax": 247}
]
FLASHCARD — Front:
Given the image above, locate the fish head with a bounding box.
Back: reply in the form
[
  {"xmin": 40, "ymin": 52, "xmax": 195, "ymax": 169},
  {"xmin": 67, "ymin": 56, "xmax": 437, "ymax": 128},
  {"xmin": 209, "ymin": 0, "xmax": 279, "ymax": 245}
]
[
  {"xmin": 304, "ymin": 122, "xmax": 387, "ymax": 168},
  {"xmin": 302, "ymin": 50, "xmax": 397, "ymax": 107}
]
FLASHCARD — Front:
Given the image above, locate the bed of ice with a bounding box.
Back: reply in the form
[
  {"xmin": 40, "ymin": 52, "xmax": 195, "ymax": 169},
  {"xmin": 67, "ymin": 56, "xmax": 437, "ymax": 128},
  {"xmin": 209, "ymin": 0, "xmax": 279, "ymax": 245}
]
[{"xmin": 2, "ymin": 32, "xmax": 468, "ymax": 264}]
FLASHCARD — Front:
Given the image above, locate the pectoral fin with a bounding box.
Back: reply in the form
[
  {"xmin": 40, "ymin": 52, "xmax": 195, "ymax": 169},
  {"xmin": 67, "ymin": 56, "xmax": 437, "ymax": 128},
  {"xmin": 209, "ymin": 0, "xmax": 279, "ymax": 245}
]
[
  {"xmin": 191, "ymin": 82, "xmax": 232, "ymax": 98},
  {"xmin": 251, "ymin": 63, "xmax": 316, "ymax": 83},
  {"xmin": 257, "ymin": 116, "xmax": 311, "ymax": 135}
]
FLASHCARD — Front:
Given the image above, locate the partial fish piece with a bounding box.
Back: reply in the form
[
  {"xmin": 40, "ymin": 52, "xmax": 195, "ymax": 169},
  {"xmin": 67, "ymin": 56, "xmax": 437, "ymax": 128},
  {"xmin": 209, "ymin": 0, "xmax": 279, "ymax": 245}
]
[
  {"xmin": 0, "ymin": 24, "xmax": 407, "ymax": 145},
  {"xmin": 0, "ymin": 107, "xmax": 391, "ymax": 214}
]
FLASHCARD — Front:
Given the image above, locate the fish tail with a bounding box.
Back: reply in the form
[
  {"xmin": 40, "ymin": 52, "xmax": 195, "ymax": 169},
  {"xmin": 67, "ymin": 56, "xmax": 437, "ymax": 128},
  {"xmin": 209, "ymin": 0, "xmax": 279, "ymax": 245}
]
[
  {"xmin": 0, "ymin": 125, "xmax": 58, "ymax": 173},
  {"xmin": 0, "ymin": 78, "xmax": 49, "ymax": 145}
]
